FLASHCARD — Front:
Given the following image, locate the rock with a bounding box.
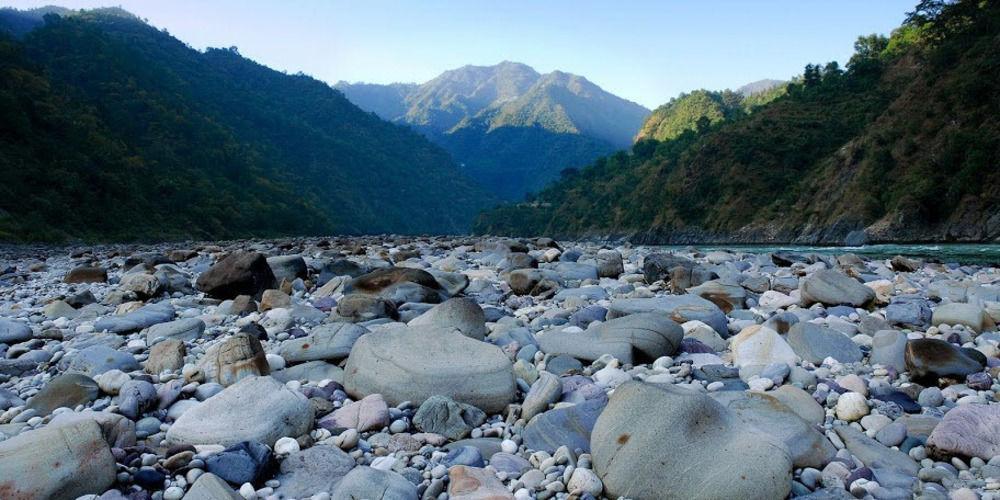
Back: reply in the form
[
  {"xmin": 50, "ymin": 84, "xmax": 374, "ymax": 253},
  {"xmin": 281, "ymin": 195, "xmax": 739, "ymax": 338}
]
[
  {"xmin": 448, "ymin": 465, "xmax": 514, "ymax": 500},
  {"xmin": 26, "ymin": 372, "xmax": 99, "ymax": 415},
  {"xmin": 270, "ymin": 360, "xmax": 344, "ymax": 384},
  {"xmin": 606, "ymin": 295, "xmax": 728, "ymax": 336},
  {"xmin": 490, "ymin": 452, "xmax": 530, "ymax": 475},
  {"xmin": 443, "ymin": 445, "xmax": 485, "ymax": 467},
  {"xmin": 0, "ymin": 418, "xmax": 116, "ymax": 499},
  {"xmin": 800, "ymin": 269, "xmax": 875, "ymax": 307},
  {"xmin": 166, "ymin": 376, "xmax": 312, "ymax": 447},
  {"xmin": 507, "ymin": 269, "xmax": 543, "ymax": 295},
  {"xmin": 835, "ymin": 392, "xmax": 869, "ymax": 421},
  {"xmin": 94, "ymin": 302, "xmax": 174, "ymax": 334},
  {"xmin": 567, "ymin": 467, "xmax": 603, "ymax": 496},
  {"xmin": 205, "ymin": 441, "xmax": 272, "ymax": 485},
  {"xmin": 687, "ymin": 280, "xmax": 746, "ymax": 312},
  {"xmin": 591, "ymin": 382, "xmax": 792, "ymax": 500},
  {"xmin": 547, "ymin": 261, "xmax": 599, "ymax": 281},
  {"xmin": 48, "ymin": 410, "xmax": 136, "ymax": 448},
  {"xmin": 64, "ymin": 265, "xmax": 107, "ymax": 283},
  {"xmin": 0, "ymin": 318, "xmax": 32, "ymax": 344},
  {"xmin": 595, "ymin": 250, "xmax": 624, "ymax": 278},
  {"xmin": 146, "ymin": 318, "xmax": 206, "ymax": 345},
  {"xmin": 904, "ymin": 338, "xmax": 986, "ymax": 383},
  {"xmin": 344, "ymin": 325, "xmax": 515, "ymax": 413},
  {"xmin": 413, "ymin": 395, "xmax": 487, "ymax": 441},
  {"xmin": 712, "ymin": 390, "xmax": 836, "ymax": 468},
  {"xmin": 890, "ymin": 255, "xmax": 920, "ymax": 272},
  {"xmin": 66, "ymin": 345, "xmax": 141, "ymax": 376},
  {"xmin": 278, "ymin": 322, "xmax": 367, "ymax": 363},
  {"xmin": 409, "ymin": 297, "xmax": 487, "ymax": 340},
  {"xmin": 537, "ymin": 313, "xmax": 683, "ymax": 365},
  {"xmin": 871, "ymin": 330, "xmax": 908, "ymax": 372},
  {"xmin": 274, "ymin": 445, "xmax": 356, "ymax": 498},
  {"xmin": 117, "ymin": 379, "xmax": 157, "ymax": 419},
  {"xmin": 926, "ymin": 404, "xmax": 1000, "ymax": 460},
  {"xmin": 318, "ymin": 393, "xmax": 390, "ymax": 432},
  {"xmin": 259, "ymin": 289, "xmax": 291, "ymax": 311},
  {"xmin": 196, "ymin": 251, "xmax": 276, "ymax": 299},
  {"xmin": 45, "ymin": 300, "xmax": 80, "ymax": 320},
  {"xmin": 332, "ymin": 466, "xmax": 417, "ymax": 500},
  {"xmin": 521, "ymin": 371, "xmax": 562, "ymax": 421},
  {"xmin": 682, "ymin": 320, "xmax": 727, "ymax": 351},
  {"xmin": 770, "ymin": 385, "xmax": 826, "ymax": 425},
  {"xmin": 120, "ymin": 272, "xmax": 163, "ymax": 298},
  {"xmin": 642, "ymin": 253, "xmax": 697, "ymax": 284},
  {"xmin": 885, "ymin": 295, "xmax": 932, "ymax": 328},
  {"xmin": 346, "ymin": 266, "xmax": 442, "ymax": 295},
  {"xmin": 932, "ymin": 302, "xmax": 992, "ymax": 332},
  {"xmin": 335, "ymin": 294, "xmax": 398, "ymax": 321},
  {"xmin": 183, "ymin": 473, "xmax": 242, "ymax": 500},
  {"xmin": 834, "ymin": 425, "xmax": 919, "ymax": 475},
  {"xmin": 730, "ymin": 325, "xmax": 798, "ymax": 369},
  {"xmin": 786, "ymin": 322, "xmax": 862, "ymax": 364},
  {"xmin": 522, "ymin": 398, "xmax": 606, "ymax": 453},
  {"xmin": 198, "ymin": 333, "xmax": 270, "ymax": 386},
  {"xmin": 266, "ymin": 255, "xmax": 308, "ymax": 283},
  {"xmin": 146, "ymin": 338, "xmax": 186, "ymax": 373}
]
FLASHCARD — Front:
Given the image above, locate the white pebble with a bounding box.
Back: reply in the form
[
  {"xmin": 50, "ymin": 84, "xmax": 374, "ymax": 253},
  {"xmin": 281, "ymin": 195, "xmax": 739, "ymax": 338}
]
[{"xmin": 273, "ymin": 436, "xmax": 300, "ymax": 455}]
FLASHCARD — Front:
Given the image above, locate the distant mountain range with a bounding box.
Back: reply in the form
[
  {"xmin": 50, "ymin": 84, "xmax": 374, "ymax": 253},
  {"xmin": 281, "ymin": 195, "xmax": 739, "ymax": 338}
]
[
  {"xmin": 0, "ymin": 7, "xmax": 491, "ymax": 242},
  {"xmin": 476, "ymin": 0, "xmax": 1000, "ymax": 244},
  {"xmin": 336, "ymin": 62, "xmax": 650, "ymax": 199}
]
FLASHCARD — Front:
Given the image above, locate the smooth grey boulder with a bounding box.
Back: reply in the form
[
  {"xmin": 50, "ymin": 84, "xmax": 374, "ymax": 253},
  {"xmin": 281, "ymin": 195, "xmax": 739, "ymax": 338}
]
[
  {"xmin": 834, "ymin": 425, "xmax": 918, "ymax": 475},
  {"xmin": 0, "ymin": 318, "xmax": 32, "ymax": 344},
  {"xmin": 711, "ymin": 391, "xmax": 836, "ymax": 468},
  {"xmin": 344, "ymin": 325, "xmax": 515, "ymax": 413},
  {"xmin": 332, "ymin": 466, "xmax": 417, "ymax": 500},
  {"xmin": 0, "ymin": 419, "xmax": 116, "ymax": 500},
  {"xmin": 25, "ymin": 373, "xmax": 99, "ymax": 415},
  {"xmin": 65, "ymin": 345, "xmax": 141, "ymax": 376},
  {"xmin": 94, "ymin": 302, "xmax": 175, "ymax": 334},
  {"xmin": 545, "ymin": 261, "xmax": 599, "ymax": 281},
  {"xmin": 521, "ymin": 371, "xmax": 562, "ymax": 421},
  {"xmin": 800, "ymin": 269, "xmax": 875, "ymax": 307},
  {"xmin": 926, "ymin": 404, "xmax": 1000, "ymax": 460},
  {"xmin": 932, "ymin": 302, "xmax": 992, "ymax": 332},
  {"xmin": 786, "ymin": 322, "xmax": 863, "ymax": 364},
  {"xmin": 686, "ymin": 280, "xmax": 747, "ymax": 312},
  {"xmin": 183, "ymin": 473, "xmax": 242, "ymax": 500},
  {"xmin": 274, "ymin": 445, "xmax": 357, "ymax": 498},
  {"xmin": 871, "ymin": 330, "xmax": 907, "ymax": 371},
  {"xmin": 146, "ymin": 318, "xmax": 206, "ymax": 345},
  {"xmin": 409, "ymin": 297, "xmax": 487, "ymax": 340},
  {"xmin": 607, "ymin": 295, "xmax": 728, "ymax": 336},
  {"xmin": 595, "ymin": 250, "xmax": 624, "ymax": 278},
  {"xmin": 267, "ymin": 255, "xmax": 308, "ymax": 284},
  {"xmin": 885, "ymin": 295, "xmax": 932, "ymax": 328},
  {"xmin": 278, "ymin": 323, "xmax": 368, "ymax": 363},
  {"xmin": 591, "ymin": 382, "xmax": 792, "ymax": 500},
  {"xmin": 523, "ymin": 398, "xmax": 606, "ymax": 453},
  {"xmin": 413, "ymin": 395, "xmax": 487, "ymax": 441},
  {"xmin": 49, "ymin": 410, "xmax": 136, "ymax": 449},
  {"xmin": 166, "ymin": 376, "xmax": 312, "ymax": 447},
  {"xmin": 537, "ymin": 313, "xmax": 683, "ymax": 364},
  {"xmin": 270, "ymin": 360, "xmax": 344, "ymax": 384}
]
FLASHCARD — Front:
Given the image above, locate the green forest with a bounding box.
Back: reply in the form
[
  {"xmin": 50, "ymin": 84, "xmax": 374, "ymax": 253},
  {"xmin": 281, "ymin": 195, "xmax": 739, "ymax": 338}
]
[
  {"xmin": 0, "ymin": 8, "xmax": 490, "ymax": 242},
  {"xmin": 475, "ymin": 0, "xmax": 1000, "ymax": 244}
]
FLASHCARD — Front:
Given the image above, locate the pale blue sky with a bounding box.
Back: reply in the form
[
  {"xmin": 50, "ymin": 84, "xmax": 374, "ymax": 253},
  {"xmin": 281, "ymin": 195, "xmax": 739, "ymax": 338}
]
[{"xmin": 5, "ymin": 0, "xmax": 915, "ymax": 108}]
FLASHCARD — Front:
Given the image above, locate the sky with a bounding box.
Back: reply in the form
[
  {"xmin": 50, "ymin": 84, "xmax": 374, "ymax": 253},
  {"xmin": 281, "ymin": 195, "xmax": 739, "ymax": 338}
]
[{"xmin": 5, "ymin": 0, "xmax": 916, "ymax": 108}]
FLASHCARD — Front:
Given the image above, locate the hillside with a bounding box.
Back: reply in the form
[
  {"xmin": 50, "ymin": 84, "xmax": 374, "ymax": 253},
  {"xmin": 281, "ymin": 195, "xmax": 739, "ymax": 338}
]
[
  {"xmin": 336, "ymin": 62, "xmax": 650, "ymax": 199},
  {"xmin": 0, "ymin": 8, "xmax": 491, "ymax": 242},
  {"xmin": 635, "ymin": 83, "xmax": 786, "ymax": 142},
  {"xmin": 475, "ymin": 0, "xmax": 1000, "ymax": 244}
]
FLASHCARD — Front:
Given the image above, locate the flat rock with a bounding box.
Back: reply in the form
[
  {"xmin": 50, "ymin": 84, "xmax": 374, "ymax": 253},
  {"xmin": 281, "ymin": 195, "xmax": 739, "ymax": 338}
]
[
  {"xmin": 146, "ymin": 318, "xmax": 205, "ymax": 345},
  {"xmin": 591, "ymin": 381, "xmax": 791, "ymax": 500},
  {"xmin": 26, "ymin": 372, "xmax": 99, "ymax": 415},
  {"xmin": 64, "ymin": 265, "xmax": 107, "ymax": 283},
  {"xmin": 409, "ymin": 297, "xmax": 487, "ymax": 340},
  {"xmin": 926, "ymin": 404, "xmax": 1000, "ymax": 460},
  {"xmin": 730, "ymin": 325, "xmax": 798, "ymax": 369},
  {"xmin": 274, "ymin": 445, "xmax": 357, "ymax": 498},
  {"xmin": 800, "ymin": 269, "xmax": 875, "ymax": 307},
  {"xmin": 0, "ymin": 418, "xmax": 116, "ymax": 499},
  {"xmin": 537, "ymin": 313, "xmax": 682, "ymax": 365},
  {"xmin": 278, "ymin": 322, "xmax": 367, "ymax": 363},
  {"xmin": 183, "ymin": 473, "xmax": 242, "ymax": 500},
  {"xmin": 448, "ymin": 465, "xmax": 514, "ymax": 500},
  {"xmin": 94, "ymin": 302, "xmax": 175, "ymax": 334},
  {"xmin": 834, "ymin": 425, "xmax": 918, "ymax": 475},
  {"xmin": 932, "ymin": 302, "xmax": 992, "ymax": 332},
  {"xmin": 344, "ymin": 325, "xmax": 515, "ymax": 413},
  {"xmin": 166, "ymin": 375, "xmax": 312, "ymax": 447},
  {"xmin": 331, "ymin": 466, "xmax": 417, "ymax": 500},
  {"xmin": 0, "ymin": 318, "xmax": 33, "ymax": 343},
  {"xmin": 413, "ymin": 395, "xmax": 487, "ymax": 441},
  {"xmin": 686, "ymin": 280, "xmax": 746, "ymax": 312},
  {"xmin": 787, "ymin": 322, "xmax": 862, "ymax": 364},
  {"xmin": 522, "ymin": 398, "xmax": 606, "ymax": 453},
  {"xmin": 606, "ymin": 295, "xmax": 728, "ymax": 335},
  {"xmin": 66, "ymin": 345, "xmax": 141, "ymax": 376},
  {"xmin": 270, "ymin": 360, "xmax": 344, "ymax": 384}
]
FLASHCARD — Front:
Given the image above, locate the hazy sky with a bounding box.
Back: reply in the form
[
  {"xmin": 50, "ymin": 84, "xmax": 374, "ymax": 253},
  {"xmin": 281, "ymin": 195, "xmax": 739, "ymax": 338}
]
[{"xmin": 6, "ymin": 0, "xmax": 916, "ymax": 108}]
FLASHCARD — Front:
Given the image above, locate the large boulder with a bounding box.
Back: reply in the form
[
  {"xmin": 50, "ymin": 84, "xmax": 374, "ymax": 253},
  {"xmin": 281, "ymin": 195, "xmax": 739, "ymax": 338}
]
[
  {"xmin": 331, "ymin": 467, "xmax": 417, "ymax": 500},
  {"xmin": 523, "ymin": 398, "xmax": 606, "ymax": 453},
  {"xmin": 64, "ymin": 265, "xmax": 107, "ymax": 284},
  {"xmin": 799, "ymin": 269, "xmax": 875, "ymax": 307},
  {"xmin": 686, "ymin": 280, "xmax": 746, "ymax": 313},
  {"xmin": 0, "ymin": 318, "xmax": 32, "ymax": 344},
  {"xmin": 0, "ymin": 418, "xmax": 116, "ymax": 499},
  {"xmin": 344, "ymin": 325, "xmax": 515, "ymax": 413},
  {"xmin": 196, "ymin": 251, "xmax": 276, "ymax": 299},
  {"xmin": 278, "ymin": 323, "xmax": 368, "ymax": 363},
  {"xmin": 885, "ymin": 295, "xmax": 932, "ymax": 329},
  {"xmin": 926, "ymin": 404, "xmax": 1000, "ymax": 460},
  {"xmin": 197, "ymin": 333, "xmax": 270, "ymax": 386},
  {"xmin": 932, "ymin": 302, "xmax": 993, "ymax": 332},
  {"xmin": 786, "ymin": 322, "xmax": 863, "ymax": 364},
  {"xmin": 730, "ymin": 325, "xmax": 798, "ymax": 369},
  {"xmin": 345, "ymin": 267, "xmax": 442, "ymax": 295},
  {"xmin": 26, "ymin": 373, "xmax": 99, "ymax": 415},
  {"xmin": 607, "ymin": 295, "xmax": 727, "ymax": 336},
  {"xmin": 537, "ymin": 313, "xmax": 683, "ymax": 365},
  {"xmin": 833, "ymin": 425, "xmax": 918, "ymax": 475},
  {"xmin": 266, "ymin": 255, "xmax": 308, "ymax": 284},
  {"xmin": 413, "ymin": 395, "xmax": 487, "ymax": 441},
  {"xmin": 274, "ymin": 445, "xmax": 356, "ymax": 498},
  {"xmin": 166, "ymin": 376, "xmax": 312, "ymax": 447},
  {"xmin": 409, "ymin": 297, "xmax": 487, "ymax": 340},
  {"xmin": 591, "ymin": 382, "xmax": 792, "ymax": 500},
  {"xmin": 93, "ymin": 302, "xmax": 174, "ymax": 334},
  {"xmin": 904, "ymin": 338, "xmax": 986, "ymax": 383}
]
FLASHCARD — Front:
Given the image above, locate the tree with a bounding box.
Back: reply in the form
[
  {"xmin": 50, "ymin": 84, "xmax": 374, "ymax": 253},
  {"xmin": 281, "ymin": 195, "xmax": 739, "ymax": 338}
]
[
  {"xmin": 848, "ymin": 34, "xmax": 888, "ymax": 73},
  {"xmin": 803, "ymin": 64, "xmax": 822, "ymax": 87}
]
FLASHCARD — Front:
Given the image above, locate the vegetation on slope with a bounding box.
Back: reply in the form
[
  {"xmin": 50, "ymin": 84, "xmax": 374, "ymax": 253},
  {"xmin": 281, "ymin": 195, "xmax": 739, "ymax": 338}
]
[{"xmin": 475, "ymin": 0, "xmax": 1000, "ymax": 243}]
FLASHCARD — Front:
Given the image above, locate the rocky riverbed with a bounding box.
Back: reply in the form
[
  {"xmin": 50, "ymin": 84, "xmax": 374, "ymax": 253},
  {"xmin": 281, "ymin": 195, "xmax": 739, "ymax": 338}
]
[{"xmin": 0, "ymin": 236, "xmax": 998, "ymax": 500}]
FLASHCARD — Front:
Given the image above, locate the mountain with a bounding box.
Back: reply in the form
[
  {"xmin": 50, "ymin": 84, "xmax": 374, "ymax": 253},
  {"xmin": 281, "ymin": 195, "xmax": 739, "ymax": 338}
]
[
  {"xmin": 736, "ymin": 79, "xmax": 785, "ymax": 97},
  {"xmin": 475, "ymin": 0, "xmax": 1000, "ymax": 244},
  {"xmin": 635, "ymin": 82, "xmax": 786, "ymax": 142},
  {"xmin": 0, "ymin": 8, "xmax": 491, "ymax": 242},
  {"xmin": 336, "ymin": 62, "xmax": 650, "ymax": 199}
]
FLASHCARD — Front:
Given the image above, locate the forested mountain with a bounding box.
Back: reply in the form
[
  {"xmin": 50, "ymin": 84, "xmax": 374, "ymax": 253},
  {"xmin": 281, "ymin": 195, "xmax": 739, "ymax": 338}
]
[
  {"xmin": 635, "ymin": 83, "xmax": 786, "ymax": 142},
  {"xmin": 336, "ymin": 62, "xmax": 650, "ymax": 199},
  {"xmin": 475, "ymin": 0, "xmax": 1000, "ymax": 244},
  {"xmin": 0, "ymin": 8, "xmax": 490, "ymax": 242}
]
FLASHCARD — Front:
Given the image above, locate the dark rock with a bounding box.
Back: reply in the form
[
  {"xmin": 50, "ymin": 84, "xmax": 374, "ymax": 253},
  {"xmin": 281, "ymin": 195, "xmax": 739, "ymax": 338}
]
[
  {"xmin": 904, "ymin": 338, "xmax": 986, "ymax": 383},
  {"xmin": 196, "ymin": 252, "xmax": 276, "ymax": 299},
  {"xmin": 206, "ymin": 441, "xmax": 273, "ymax": 485}
]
